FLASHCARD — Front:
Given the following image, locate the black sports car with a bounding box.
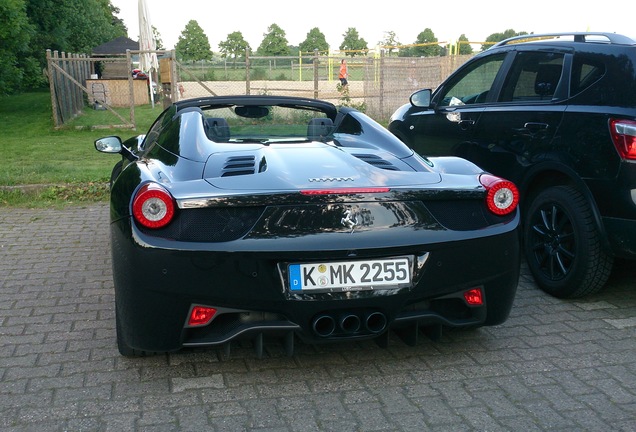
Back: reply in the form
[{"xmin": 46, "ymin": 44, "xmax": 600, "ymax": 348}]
[{"xmin": 95, "ymin": 95, "xmax": 521, "ymax": 357}]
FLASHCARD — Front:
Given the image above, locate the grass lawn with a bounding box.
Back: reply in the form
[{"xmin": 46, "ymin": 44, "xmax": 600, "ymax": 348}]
[{"xmin": 0, "ymin": 91, "xmax": 161, "ymax": 206}]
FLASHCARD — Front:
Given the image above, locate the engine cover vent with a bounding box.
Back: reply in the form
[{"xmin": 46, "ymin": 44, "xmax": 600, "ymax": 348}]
[{"xmin": 221, "ymin": 156, "xmax": 256, "ymax": 177}]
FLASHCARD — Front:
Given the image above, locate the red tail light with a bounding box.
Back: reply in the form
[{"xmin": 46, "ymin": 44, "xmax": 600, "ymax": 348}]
[
  {"xmin": 609, "ymin": 118, "xmax": 636, "ymax": 160},
  {"xmin": 188, "ymin": 306, "xmax": 217, "ymax": 327},
  {"xmin": 132, "ymin": 183, "xmax": 176, "ymax": 229},
  {"xmin": 464, "ymin": 288, "xmax": 484, "ymax": 306},
  {"xmin": 480, "ymin": 174, "xmax": 519, "ymax": 216}
]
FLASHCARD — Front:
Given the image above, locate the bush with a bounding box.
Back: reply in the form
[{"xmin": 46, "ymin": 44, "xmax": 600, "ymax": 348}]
[{"xmin": 250, "ymin": 68, "xmax": 267, "ymax": 80}]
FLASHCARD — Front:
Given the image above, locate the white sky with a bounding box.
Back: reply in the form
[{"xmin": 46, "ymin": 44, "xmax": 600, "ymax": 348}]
[{"xmin": 111, "ymin": 0, "xmax": 636, "ymax": 52}]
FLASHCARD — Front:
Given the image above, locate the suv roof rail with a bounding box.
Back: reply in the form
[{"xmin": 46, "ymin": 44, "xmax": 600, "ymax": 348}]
[{"xmin": 492, "ymin": 32, "xmax": 636, "ymax": 48}]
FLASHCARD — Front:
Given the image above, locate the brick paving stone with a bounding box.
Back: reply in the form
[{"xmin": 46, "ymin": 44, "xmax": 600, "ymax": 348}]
[{"xmin": 1, "ymin": 203, "xmax": 636, "ymax": 431}]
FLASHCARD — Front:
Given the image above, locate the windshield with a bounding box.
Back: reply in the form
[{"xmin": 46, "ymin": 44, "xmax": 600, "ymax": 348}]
[{"xmin": 202, "ymin": 105, "xmax": 332, "ymax": 144}]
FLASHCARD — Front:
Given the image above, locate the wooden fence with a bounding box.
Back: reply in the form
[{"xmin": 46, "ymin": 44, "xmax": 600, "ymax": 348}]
[{"xmin": 46, "ymin": 49, "xmax": 176, "ymax": 129}]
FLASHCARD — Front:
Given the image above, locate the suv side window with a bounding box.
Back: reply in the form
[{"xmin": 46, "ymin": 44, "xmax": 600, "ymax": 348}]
[
  {"xmin": 499, "ymin": 52, "xmax": 565, "ymax": 102},
  {"xmin": 571, "ymin": 56, "xmax": 605, "ymax": 95},
  {"xmin": 436, "ymin": 53, "xmax": 506, "ymax": 107}
]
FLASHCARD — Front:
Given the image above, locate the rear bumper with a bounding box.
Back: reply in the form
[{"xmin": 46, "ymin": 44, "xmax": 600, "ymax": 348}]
[{"xmin": 111, "ymin": 217, "xmax": 520, "ymax": 353}]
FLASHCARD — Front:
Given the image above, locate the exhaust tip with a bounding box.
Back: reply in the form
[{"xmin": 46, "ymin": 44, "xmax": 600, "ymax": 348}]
[
  {"xmin": 313, "ymin": 315, "xmax": 336, "ymax": 337},
  {"xmin": 365, "ymin": 312, "xmax": 387, "ymax": 334},
  {"xmin": 339, "ymin": 314, "xmax": 361, "ymax": 334}
]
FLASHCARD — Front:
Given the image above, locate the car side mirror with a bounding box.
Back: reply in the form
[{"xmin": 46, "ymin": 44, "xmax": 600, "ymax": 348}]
[
  {"xmin": 95, "ymin": 136, "xmax": 122, "ymax": 153},
  {"xmin": 95, "ymin": 136, "xmax": 138, "ymax": 161},
  {"xmin": 410, "ymin": 89, "xmax": 432, "ymax": 108}
]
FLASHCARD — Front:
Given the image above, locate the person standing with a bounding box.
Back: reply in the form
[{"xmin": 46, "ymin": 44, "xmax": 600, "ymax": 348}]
[{"xmin": 339, "ymin": 59, "xmax": 348, "ymax": 88}]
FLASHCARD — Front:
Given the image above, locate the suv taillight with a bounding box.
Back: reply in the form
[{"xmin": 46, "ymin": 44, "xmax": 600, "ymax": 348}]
[{"xmin": 609, "ymin": 118, "xmax": 636, "ymax": 160}]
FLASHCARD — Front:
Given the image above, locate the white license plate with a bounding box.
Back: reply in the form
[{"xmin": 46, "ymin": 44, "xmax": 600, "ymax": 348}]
[{"xmin": 288, "ymin": 257, "xmax": 411, "ymax": 291}]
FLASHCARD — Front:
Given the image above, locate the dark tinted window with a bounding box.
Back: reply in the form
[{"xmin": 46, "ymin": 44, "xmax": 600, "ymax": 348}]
[
  {"xmin": 570, "ymin": 56, "xmax": 605, "ymax": 95},
  {"xmin": 141, "ymin": 105, "xmax": 176, "ymax": 153},
  {"xmin": 499, "ymin": 52, "xmax": 565, "ymax": 102},
  {"xmin": 436, "ymin": 53, "xmax": 506, "ymax": 106}
]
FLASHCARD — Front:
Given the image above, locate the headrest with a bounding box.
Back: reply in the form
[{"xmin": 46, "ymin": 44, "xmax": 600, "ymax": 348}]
[
  {"xmin": 307, "ymin": 118, "xmax": 334, "ymax": 141},
  {"xmin": 204, "ymin": 117, "xmax": 230, "ymax": 141},
  {"xmin": 535, "ymin": 64, "xmax": 562, "ymax": 96}
]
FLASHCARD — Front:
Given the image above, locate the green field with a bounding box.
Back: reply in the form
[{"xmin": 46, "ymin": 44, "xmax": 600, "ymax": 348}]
[
  {"xmin": 0, "ymin": 91, "xmax": 160, "ymax": 206},
  {"xmin": 0, "ymin": 90, "xmax": 368, "ymax": 207}
]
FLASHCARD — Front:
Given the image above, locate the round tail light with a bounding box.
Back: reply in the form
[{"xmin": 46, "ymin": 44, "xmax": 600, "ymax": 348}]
[
  {"xmin": 480, "ymin": 174, "xmax": 519, "ymax": 216},
  {"xmin": 132, "ymin": 183, "xmax": 176, "ymax": 228}
]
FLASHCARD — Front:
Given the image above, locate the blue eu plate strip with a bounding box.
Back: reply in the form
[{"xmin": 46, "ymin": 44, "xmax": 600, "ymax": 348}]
[{"xmin": 288, "ymin": 264, "xmax": 301, "ymax": 291}]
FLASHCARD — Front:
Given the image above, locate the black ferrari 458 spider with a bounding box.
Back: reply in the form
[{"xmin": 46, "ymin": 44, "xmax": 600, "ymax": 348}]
[{"xmin": 95, "ymin": 95, "xmax": 521, "ymax": 357}]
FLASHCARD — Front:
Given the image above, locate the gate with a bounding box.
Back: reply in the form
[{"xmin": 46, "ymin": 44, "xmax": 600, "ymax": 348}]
[{"xmin": 46, "ymin": 49, "xmax": 177, "ymax": 129}]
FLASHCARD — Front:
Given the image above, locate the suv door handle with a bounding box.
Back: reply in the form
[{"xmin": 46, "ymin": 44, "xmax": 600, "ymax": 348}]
[
  {"xmin": 524, "ymin": 122, "xmax": 549, "ymax": 131},
  {"xmin": 458, "ymin": 119, "xmax": 475, "ymax": 130}
]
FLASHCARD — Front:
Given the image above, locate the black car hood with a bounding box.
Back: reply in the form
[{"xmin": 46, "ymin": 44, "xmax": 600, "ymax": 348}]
[{"xmin": 202, "ymin": 142, "xmax": 441, "ymax": 190}]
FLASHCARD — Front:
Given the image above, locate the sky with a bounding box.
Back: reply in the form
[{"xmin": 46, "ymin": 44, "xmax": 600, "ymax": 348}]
[{"xmin": 111, "ymin": 0, "xmax": 636, "ymax": 52}]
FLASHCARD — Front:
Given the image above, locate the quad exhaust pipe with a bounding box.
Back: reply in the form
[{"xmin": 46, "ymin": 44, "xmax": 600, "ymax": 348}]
[
  {"xmin": 312, "ymin": 312, "xmax": 387, "ymax": 337},
  {"xmin": 312, "ymin": 315, "xmax": 336, "ymax": 337}
]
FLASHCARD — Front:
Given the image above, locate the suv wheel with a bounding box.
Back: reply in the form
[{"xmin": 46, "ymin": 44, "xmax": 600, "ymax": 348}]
[{"xmin": 523, "ymin": 186, "xmax": 613, "ymax": 298}]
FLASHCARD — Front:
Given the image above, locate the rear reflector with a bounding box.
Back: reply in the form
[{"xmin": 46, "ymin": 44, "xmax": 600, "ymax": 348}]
[
  {"xmin": 301, "ymin": 187, "xmax": 390, "ymax": 195},
  {"xmin": 188, "ymin": 306, "xmax": 217, "ymax": 327},
  {"xmin": 464, "ymin": 288, "xmax": 484, "ymax": 306}
]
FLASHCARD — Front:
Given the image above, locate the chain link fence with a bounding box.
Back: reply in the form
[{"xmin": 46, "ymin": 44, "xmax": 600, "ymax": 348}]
[
  {"xmin": 48, "ymin": 49, "xmax": 474, "ymax": 128},
  {"xmin": 175, "ymin": 52, "xmax": 473, "ymax": 122}
]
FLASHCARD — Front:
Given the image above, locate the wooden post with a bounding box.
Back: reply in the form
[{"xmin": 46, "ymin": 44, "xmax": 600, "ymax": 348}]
[
  {"xmin": 60, "ymin": 52, "xmax": 71, "ymax": 123},
  {"xmin": 245, "ymin": 48, "xmax": 250, "ymax": 95},
  {"xmin": 171, "ymin": 50, "xmax": 178, "ymax": 103},
  {"xmin": 313, "ymin": 50, "xmax": 319, "ymax": 99},
  {"xmin": 126, "ymin": 50, "xmax": 135, "ymax": 128},
  {"xmin": 379, "ymin": 50, "xmax": 385, "ymax": 119},
  {"xmin": 46, "ymin": 50, "xmax": 60, "ymax": 127},
  {"xmin": 72, "ymin": 53, "xmax": 82, "ymax": 112}
]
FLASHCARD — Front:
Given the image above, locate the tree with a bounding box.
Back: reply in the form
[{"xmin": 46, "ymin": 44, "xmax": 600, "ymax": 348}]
[
  {"xmin": 457, "ymin": 34, "xmax": 473, "ymax": 55},
  {"xmin": 61, "ymin": 0, "xmax": 126, "ymax": 54},
  {"xmin": 103, "ymin": 0, "xmax": 127, "ymax": 35},
  {"xmin": 2, "ymin": 0, "xmax": 125, "ymax": 93},
  {"xmin": 288, "ymin": 45, "xmax": 300, "ymax": 57},
  {"xmin": 340, "ymin": 27, "xmax": 368, "ymax": 57},
  {"xmin": 26, "ymin": 0, "xmax": 125, "ymax": 61},
  {"xmin": 411, "ymin": 28, "xmax": 441, "ymax": 57},
  {"xmin": 0, "ymin": 0, "xmax": 34, "ymax": 94},
  {"xmin": 379, "ymin": 31, "xmax": 400, "ymax": 56},
  {"xmin": 482, "ymin": 29, "xmax": 528, "ymax": 51},
  {"xmin": 218, "ymin": 31, "xmax": 250, "ymax": 68},
  {"xmin": 257, "ymin": 23, "xmax": 290, "ymax": 56},
  {"xmin": 298, "ymin": 27, "xmax": 329, "ymax": 55},
  {"xmin": 175, "ymin": 20, "xmax": 212, "ymax": 62},
  {"xmin": 152, "ymin": 26, "xmax": 164, "ymax": 50}
]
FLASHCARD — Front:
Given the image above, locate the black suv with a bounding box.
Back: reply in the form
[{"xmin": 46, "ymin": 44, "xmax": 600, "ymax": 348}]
[{"xmin": 389, "ymin": 32, "xmax": 636, "ymax": 298}]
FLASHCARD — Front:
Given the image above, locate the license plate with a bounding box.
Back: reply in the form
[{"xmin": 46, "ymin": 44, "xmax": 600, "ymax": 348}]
[{"xmin": 288, "ymin": 257, "xmax": 411, "ymax": 292}]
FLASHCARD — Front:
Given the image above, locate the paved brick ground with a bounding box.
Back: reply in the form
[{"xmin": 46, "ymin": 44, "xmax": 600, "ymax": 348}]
[{"xmin": 1, "ymin": 203, "xmax": 635, "ymax": 431}]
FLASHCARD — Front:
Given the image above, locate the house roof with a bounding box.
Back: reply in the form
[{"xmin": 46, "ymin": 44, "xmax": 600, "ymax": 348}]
[{"xmin": 92, "ymin": 36, "xmax": 139, "ymax": 55}]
